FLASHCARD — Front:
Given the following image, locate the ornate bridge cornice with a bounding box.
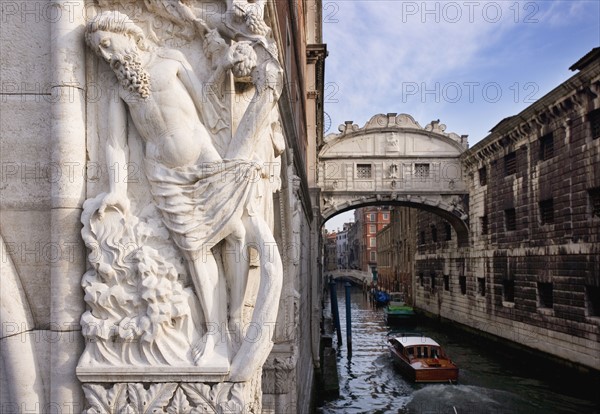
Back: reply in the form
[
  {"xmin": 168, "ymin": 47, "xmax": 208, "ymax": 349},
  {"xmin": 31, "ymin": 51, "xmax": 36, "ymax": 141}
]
[{"xmin": 322, "ymin": 113, "xmax": 469, "ymax": 153}]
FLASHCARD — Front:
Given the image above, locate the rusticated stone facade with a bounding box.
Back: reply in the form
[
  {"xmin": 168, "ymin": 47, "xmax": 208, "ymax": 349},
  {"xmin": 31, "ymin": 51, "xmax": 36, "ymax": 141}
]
[{"xmin": 414, "ymin": 48, "xmax": 600, "ymax": 371}]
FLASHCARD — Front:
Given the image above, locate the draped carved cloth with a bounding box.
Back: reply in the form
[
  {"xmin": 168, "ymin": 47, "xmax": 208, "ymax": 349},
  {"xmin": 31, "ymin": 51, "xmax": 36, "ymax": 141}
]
[{"xmin": 145, "ymin": 158, "xmax": 261, "ymax": 257}]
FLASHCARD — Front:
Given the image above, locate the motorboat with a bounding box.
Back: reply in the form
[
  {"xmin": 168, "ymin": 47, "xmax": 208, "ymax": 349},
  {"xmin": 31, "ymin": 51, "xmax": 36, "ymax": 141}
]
[
  {"xmin": 384, "ymin": 292, "xmax": 416, "ymax": 324},
  {"xmin": 388, "ymin": 336, "xmax": 459, "ymax": 383}
]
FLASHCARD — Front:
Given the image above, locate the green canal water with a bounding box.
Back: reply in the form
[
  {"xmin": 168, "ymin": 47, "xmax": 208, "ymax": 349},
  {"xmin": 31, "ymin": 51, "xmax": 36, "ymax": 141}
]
[{"xmin": 317, "ymin": 285, "xmax": 599, "ymax": 414}]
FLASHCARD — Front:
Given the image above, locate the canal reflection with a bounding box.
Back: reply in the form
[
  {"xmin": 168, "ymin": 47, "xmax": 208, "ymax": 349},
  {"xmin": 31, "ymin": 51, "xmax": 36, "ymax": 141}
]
[{"xmin": 317, "ymin": 285, "xmax": 599, "ymax": 414}]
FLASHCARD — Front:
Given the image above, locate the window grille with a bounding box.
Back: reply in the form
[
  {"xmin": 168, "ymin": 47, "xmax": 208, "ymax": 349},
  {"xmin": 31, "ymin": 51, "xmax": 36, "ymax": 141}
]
[
  {"xmin": 414, "ymin": 163, "xmax": 430, "ymax": 180},
  {"xmin": 504, "ymin": 152, "xmax": 517, "ymax": 176},
  {"xmin": 357, "ymin": 164, "xmax": 372, "ymax": 179},
  {"xmin": 503, "ymin": 279, "xmax": 515, "ymax": 302},
  {"xmin": 479, "ymin": 166, "xmax": 487, "ymax": 186},
  {"xmin": 538, "ymin": 282, "xmax": 553, "ymax": 308},
  {"xmin": 590, "ymin": 109, "xmax": 600, "ymax": 139},
  {"xmin": 504, "ymin": 209, "xmax": 517, "ymax": 231},
  {"xmin": 539, "ymin": 199, "xmax": 554, "ymax": 225},
  {"xmin": 539, "ymin": 133, "xmax": 554, "ymax": 161},
  {"xmin": 589, "ymin": 188, "xmax": 600, "ymax": 218}
]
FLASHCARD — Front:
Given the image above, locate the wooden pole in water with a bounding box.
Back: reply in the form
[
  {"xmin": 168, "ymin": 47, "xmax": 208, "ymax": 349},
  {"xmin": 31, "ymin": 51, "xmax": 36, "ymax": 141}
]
[
  {"xmin": 329, "ymin": 280, "xmax": 342, "ymax": 346},
  {"xmin": 345, "ymin": 282, "xmax": 353, "ymax": 356}
]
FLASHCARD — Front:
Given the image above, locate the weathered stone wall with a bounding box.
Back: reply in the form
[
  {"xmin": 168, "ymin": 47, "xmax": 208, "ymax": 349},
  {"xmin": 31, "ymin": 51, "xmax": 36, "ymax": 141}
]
[{"xmin": 415, "ymin": 51, "xmax": 600, "ymax": 371}]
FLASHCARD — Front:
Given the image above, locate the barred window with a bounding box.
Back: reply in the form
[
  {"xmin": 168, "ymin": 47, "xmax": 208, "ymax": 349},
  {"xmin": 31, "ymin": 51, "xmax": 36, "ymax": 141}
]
[
  {"xmin": 459, "ymin": 276, "xmax": 467, "ymax": 295},
  {"xmin": 539, "ymin": 199, "xmax": 554, "ymax": 225},
  {"xmin": 419, "ymin": 231, "xmax": 426, "ymax": 245},
  {"xmin": 356, "ymin": 164, "xmax": 372, "ymax": 179},
  {"xmin": 539, "ymin": 133, "xmax": 554, "ymax": 161},
  {"xmin": 589, "ymin": 187, "xmax": 600, "ymax": 218},
  {"xmin": 480, "ymin": 216, "xmax": 489, "ymax": 235},
  {"xmin": 590, "ymin": 108, "xmax": 600, "ymax": 140},
  {"xmin": 445, "ymin": 223, "xmax": 452, "ymax": 241},
  {"xmin": 479, "ymin": 166, "xmax": 487, "ymax": 186},
  {"xmin": 414, "ymin": 163, "xmax": 430, "ymax": 180},
  {"xmin": 503, "ymin": 279, "xmax": 515, "ymax": 303},
  {"xmin": 538, "ymin": 282, "xmax": 553, "ymax": 308},
  {"xmin": 477, "ymin": 277, "xmax": 486, "ymax": 296},
  {"xmin": 585, "ymin": 285, "xmax": 600, "ymax": 317},
  {"xmin": 504, "ymin": 152, "xmax": 517, "ymax": 176},
  {"xmin": 504, "ymin": 208, "xmax": 517, "ymax": 231}
]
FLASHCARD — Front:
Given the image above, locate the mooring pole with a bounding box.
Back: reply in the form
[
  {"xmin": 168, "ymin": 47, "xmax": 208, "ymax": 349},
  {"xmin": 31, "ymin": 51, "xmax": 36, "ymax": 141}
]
[
  {"xmin": 345, "ymin": 282, "xmax": 352, "ymax": 356},
  {"xmin": 329, "ymin": 280, "xmax": 342, "ymax": 346}
]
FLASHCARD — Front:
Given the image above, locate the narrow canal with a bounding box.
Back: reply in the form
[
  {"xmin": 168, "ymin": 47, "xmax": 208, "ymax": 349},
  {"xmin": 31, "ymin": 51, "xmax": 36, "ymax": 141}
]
[{"xmin": 317, "ymin": 284, "xmax": 599, "ymax": 414}]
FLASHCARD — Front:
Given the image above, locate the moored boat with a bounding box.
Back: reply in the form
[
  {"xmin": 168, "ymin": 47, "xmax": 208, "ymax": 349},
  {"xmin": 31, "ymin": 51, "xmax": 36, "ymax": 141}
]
[
  {"xmin": 388, "ymin": 336, "xmax": 459, "ymax": 383},
  {"xmin": 384, "ymin": 292, "xmax": 416, "ymax": 324}
]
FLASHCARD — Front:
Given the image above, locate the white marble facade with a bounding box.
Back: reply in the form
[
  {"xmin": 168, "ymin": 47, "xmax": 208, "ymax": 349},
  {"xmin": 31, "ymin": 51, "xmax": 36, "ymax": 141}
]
[{"xmin": 1, "ymin": 1, "xmax": 314, "ymax": 412}]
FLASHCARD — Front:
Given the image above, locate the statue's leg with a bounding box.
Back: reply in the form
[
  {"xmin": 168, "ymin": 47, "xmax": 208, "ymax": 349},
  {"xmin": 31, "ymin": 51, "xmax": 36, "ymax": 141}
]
[
  {"xmin": 229, "ymin": 214, "xmax": 282, "ymax": 382},
  {"xmin": 188, "ymin": 249, "xmax": 230, "ymax": 368},
  {"xmin": 223, "ymin": 222, "xmax": 249, "ymax": 354}
]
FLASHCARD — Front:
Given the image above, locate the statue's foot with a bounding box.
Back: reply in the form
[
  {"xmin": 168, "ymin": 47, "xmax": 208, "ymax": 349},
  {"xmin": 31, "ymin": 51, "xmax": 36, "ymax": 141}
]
[{"xmin": 193, "ymin": 334, "xmax": 230, "ymax": 371}]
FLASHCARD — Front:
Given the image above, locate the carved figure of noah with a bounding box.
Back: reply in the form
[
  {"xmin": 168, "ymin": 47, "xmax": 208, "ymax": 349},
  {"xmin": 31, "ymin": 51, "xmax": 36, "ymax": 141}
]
[{"xmin": 84, "ymin": 10, "xmax": 282, "ymax": 381}]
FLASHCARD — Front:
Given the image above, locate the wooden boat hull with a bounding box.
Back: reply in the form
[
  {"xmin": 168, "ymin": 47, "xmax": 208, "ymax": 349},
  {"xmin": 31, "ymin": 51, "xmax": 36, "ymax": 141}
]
[{"xmin": 389, "ymin": 345, "xmax": 459, "ymax": 383}]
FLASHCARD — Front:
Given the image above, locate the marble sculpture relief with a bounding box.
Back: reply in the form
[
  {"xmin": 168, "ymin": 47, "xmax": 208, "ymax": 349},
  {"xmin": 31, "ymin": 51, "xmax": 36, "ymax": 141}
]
[{"xmin": 79, "ymin": 0, "xmax": 284, "ymax": 390}]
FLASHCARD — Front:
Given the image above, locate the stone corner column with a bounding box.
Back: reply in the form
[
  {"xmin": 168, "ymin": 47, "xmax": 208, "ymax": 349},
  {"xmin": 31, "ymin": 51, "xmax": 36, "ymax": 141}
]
[{"xmin": 50, "ymin": 1, "xmax": 88, "ymax": 412}]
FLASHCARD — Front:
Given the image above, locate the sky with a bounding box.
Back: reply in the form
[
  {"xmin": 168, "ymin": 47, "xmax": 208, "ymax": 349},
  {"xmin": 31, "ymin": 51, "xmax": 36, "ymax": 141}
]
[{"xmin": 322, "ymin": 0, "xmax": 600, "ymax": 232}]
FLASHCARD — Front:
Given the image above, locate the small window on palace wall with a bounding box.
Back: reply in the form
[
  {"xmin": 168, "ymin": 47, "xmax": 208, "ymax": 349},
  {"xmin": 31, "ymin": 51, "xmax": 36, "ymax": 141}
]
[
  {"xmin": 585, "ymin": 285, "xmax": 600, "ymax": 317},
  {"xmin": 414, "ymin": 163, "xmax": 430, "ymax": 180},
  {"xmin": 445, "ymin": 223, "xmax": 452, "ymax": 241},
  {"xmin": 370, "ymin": 251, "xmax": 376, "ymax": 261},
  {"xmin": 357, "ymin": 164, "xmax": 372, "ymax": 179},
  {"xmin": 430, "ymin": 272, "xmax": 436, "ymax": 291},
  {"xmin": 477, "ymin": 277, "xmax": 486, "ymax": 296},
  {"xmin": 419, "ymin": 231, "xmax": 426, "ymax": 245},
  {"xmin": 504, "ymin": 152, "xmax": 517, "ymax": 176},
  {"xmin": 480, "ymin": 216, "xmax": 489, "ymax": 235},
  {"xmin": 589, "ymin": 108, "xmax": 600, "ymax": 140},
  {"xmin": 443, "ymin": 274, "xmax": 450, "ymax": 291},
  {"xmin": 504, "ymin": 208, "xmax": 517, "ymax": 231},
  {"xmin": 589, "ymin": 188, "xmax": 600, "ymax": 218},
  {"xmin": 479, "ymin": 166, "xmax": 487, "ymax": 186},
  {"xmin": 431, "ymin": 225, "xmax": 438, "ymax": 243},
  {"xmin": 539, "ymin": 199, "xmax": 554, "ymax": 225},
  {"xmin": 503, "ymin": 279, "xmax": 515, "ymax": 302},
  {"xmin": 539, "ymin": 133, "xmax": 554, "ymax": 161},
  {"xmin": 419, "ymin": 273, "xmax": 424, "ymax": 287},
  {"xmin": 538, "ymin": 282, "xmax": 553, "ymax": 308},
  {"xmin": 459, "ymin": 276, "xmax": 467, "ymax": 295},
  {"xmin": 370, "ymin": 237, "xmax": 376, "ymax": 247},
  {"xmin": 369, "ymin": 225, "xmax": 376, "ymax": 234}
]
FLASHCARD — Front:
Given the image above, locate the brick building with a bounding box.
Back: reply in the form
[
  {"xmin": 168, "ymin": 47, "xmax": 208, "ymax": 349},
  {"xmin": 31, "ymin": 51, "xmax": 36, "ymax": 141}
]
[
  {"xmin": 414, "ymin": 48, "xmax": 600, "ymax": 371},
  {"xmin": 351, "ymin": 207, "xmax": 391, "ymax": 272},
  {"xmin": 376, "ymin": 207, "xmax": 417, "ymax": 304}
]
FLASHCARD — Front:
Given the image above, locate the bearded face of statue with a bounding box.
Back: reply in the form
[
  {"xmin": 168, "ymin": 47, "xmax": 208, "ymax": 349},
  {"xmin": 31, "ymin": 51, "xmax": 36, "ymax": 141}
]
[{"xmin": 89, "ymin": 30, "xmax": 151, "ymax": 99}]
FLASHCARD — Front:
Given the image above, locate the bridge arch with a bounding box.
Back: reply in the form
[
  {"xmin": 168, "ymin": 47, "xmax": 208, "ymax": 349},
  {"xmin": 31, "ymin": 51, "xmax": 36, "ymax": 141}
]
[
  {"xmin": 324, "ymin": 269, "xmax": 372, "ymax": 285},
  {"xmin": 318, "ymin": 113, "xmax": 470, "ymax": 246}
]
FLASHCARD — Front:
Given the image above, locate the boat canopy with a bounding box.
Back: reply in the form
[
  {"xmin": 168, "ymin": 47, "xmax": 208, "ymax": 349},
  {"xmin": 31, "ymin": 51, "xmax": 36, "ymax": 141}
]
[{"xmin": 390, "ymin": 336, "xmax": 440, "ymax": 347}]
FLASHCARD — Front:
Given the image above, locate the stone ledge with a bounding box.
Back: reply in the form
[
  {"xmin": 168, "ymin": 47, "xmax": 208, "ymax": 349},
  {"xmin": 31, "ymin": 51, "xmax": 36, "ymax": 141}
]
[{"xmin": 77, "ymin": 366, "xmax": 229, "ymax": 383}]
